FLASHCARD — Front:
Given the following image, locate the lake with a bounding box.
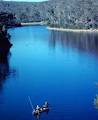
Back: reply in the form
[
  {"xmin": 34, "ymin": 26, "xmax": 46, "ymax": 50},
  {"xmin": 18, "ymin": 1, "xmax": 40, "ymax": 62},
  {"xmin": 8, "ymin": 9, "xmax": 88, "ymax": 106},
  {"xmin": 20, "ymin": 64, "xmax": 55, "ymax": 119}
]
[{"xmin": 0, "ymin": 26, "xmax": 98, "ymax": 120}]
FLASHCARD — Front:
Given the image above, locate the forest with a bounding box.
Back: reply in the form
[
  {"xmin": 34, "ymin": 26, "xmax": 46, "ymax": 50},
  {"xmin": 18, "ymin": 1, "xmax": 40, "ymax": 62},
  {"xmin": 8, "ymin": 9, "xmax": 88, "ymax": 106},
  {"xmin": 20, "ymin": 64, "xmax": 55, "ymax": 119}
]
[{"xmin": 0, "ymin": 0, "xmax": 98, "ymax": 29}]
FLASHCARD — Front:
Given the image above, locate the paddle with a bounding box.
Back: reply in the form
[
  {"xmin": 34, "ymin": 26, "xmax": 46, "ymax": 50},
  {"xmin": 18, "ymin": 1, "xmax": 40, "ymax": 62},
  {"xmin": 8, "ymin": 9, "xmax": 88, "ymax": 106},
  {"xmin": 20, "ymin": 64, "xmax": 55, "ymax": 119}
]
[{"xmin": 28, "ymin": 96, "xmax": 34, "ymax": 110}]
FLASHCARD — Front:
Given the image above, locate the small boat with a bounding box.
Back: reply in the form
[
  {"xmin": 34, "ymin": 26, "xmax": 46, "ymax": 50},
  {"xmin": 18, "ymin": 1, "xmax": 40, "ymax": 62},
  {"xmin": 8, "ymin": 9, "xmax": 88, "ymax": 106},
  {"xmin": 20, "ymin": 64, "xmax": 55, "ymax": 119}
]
[
  {"xmin": 32, "ymin": 107, "xmax": 49, "ymax": 116},
  {"xmin": 28, "ymin": 96, "xmax": 49, "ymax": 116}
]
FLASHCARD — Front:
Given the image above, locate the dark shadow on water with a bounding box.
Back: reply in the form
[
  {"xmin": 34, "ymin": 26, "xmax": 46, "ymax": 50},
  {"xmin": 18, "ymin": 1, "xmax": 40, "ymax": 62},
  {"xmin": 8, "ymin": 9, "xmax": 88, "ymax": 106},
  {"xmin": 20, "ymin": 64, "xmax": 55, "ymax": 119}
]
[
  {"xmin": 0, "ymin": 50, "xmax": 16, "ymax": 91},
  {"xmin": 0, "ymin": 50, "xmax": 10, "ymax": 90},
  {"xmin": 49, "ymin": 30, "xmax": 98, "ymax": 56}
]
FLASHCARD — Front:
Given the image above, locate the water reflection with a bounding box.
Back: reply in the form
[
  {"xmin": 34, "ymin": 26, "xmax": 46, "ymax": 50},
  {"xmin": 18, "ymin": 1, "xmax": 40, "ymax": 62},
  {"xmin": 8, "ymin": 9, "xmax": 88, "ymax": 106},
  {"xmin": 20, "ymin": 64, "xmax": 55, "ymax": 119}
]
[
  {"xmin": 94, "ymin": 94, "xmax": 98, "ymax": 109},
  {"xmin": 0, "ymin": 51, "xmax": 15, "ymax": 90},
  {"xmin": 50, "ymin": 30, "xmax": 98, "ymax": 55}
]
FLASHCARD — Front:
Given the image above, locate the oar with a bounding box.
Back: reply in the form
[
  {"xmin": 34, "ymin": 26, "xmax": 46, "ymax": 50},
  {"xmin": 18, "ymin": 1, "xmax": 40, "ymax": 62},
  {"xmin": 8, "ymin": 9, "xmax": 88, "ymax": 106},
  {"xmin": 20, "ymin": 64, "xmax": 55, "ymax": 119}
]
[{"xmin": 28, "ymin": 96, "xmax": 34, "ymax": 110}]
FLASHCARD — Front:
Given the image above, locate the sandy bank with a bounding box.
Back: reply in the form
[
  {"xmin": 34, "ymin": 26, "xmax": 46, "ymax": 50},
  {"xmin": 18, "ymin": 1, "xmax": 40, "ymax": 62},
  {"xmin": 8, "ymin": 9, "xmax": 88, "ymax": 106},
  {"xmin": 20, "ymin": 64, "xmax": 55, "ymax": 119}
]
[
  {"xmin": 21, "ymin": 22, "xmax": 46, "ymax": 26},
  {"xmin": 47, "ymin": 27, "xmax": 98, "ymax": 33}
]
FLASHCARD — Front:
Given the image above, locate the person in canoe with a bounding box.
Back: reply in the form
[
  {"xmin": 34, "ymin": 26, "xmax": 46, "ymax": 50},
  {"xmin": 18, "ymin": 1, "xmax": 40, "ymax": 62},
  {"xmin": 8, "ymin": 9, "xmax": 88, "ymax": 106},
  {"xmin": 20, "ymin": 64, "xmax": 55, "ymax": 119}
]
[
  {"xmin": 36, "ymin": 105, "xmax": 40, "ymax": 110},
  {"xmin": 43, "ymin": 101, "xmax": 49, "ymax": 109},
  {"xmin": 33, "ymin": 102, "xmax": 49, "ymax": 116},
  {"xmin": 33, "ymin": 105, "xmax": 41, "ymax": 116}
]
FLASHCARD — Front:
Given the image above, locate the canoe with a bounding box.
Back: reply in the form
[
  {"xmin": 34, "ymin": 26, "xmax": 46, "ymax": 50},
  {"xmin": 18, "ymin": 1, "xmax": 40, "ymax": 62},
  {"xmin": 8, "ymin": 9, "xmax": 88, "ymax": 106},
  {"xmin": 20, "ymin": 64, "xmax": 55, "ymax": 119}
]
[{"xmin": 32, "ymin": 107, "xmax": 49, "ymax": 116}]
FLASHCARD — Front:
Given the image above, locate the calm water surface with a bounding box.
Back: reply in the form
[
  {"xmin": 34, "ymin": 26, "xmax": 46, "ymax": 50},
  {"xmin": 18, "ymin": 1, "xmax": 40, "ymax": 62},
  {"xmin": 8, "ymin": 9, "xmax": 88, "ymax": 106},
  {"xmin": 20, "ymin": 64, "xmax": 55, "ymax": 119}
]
[{"xmin": 0, "ymin": 26, "xmax": 98, "ymax": 120}]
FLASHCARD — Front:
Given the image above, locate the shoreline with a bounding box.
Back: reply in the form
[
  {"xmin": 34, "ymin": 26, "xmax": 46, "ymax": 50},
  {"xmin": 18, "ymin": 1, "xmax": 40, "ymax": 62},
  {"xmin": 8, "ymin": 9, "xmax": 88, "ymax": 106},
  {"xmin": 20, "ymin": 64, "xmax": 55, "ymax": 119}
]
[
  {"xmin": 21, "ymin": 21, "xmax": 46, "ymax": 26},
  {"xmin": 47, "ymin": 26, "xmax": 98, "ymax": 33},
  {"xmin": 17, "ymin": 23, "xmax": 98, "ymax": 33}
]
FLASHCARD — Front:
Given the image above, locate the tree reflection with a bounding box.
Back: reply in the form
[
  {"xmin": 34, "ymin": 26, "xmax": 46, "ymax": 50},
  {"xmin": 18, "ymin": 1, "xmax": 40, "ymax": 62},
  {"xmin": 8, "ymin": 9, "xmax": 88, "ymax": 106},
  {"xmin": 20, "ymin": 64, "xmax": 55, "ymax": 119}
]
[
  {"xmin": 0, "ymin": 50, "xmax": 16, "ymax": 91},
  {"xmin": 49, "ymin": 30, "xmax": 98, "ymax": 56}
]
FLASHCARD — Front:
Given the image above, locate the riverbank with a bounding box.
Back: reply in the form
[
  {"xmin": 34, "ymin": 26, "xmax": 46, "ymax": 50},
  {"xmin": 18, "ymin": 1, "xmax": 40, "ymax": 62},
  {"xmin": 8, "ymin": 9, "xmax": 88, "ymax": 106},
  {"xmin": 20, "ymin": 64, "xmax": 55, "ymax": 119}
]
[
  {"xmin": 21, "ymin": 21, "xmax": 46, "ymax": 26},
  {"xmin": 47, "ymin": 27, "xmax": 98, "ymax": 33},
  {"xmin": 11, "ymin": 22, "xmax": 98, "ymax": 33}
]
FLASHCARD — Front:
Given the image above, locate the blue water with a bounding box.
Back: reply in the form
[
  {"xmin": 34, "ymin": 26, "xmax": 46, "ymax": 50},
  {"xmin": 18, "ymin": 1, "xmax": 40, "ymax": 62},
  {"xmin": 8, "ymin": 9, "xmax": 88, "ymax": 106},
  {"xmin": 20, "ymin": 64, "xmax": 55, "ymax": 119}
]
[{"xmin": 0, "ymin": 26, "xmax": 98, "ymax": 120}]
